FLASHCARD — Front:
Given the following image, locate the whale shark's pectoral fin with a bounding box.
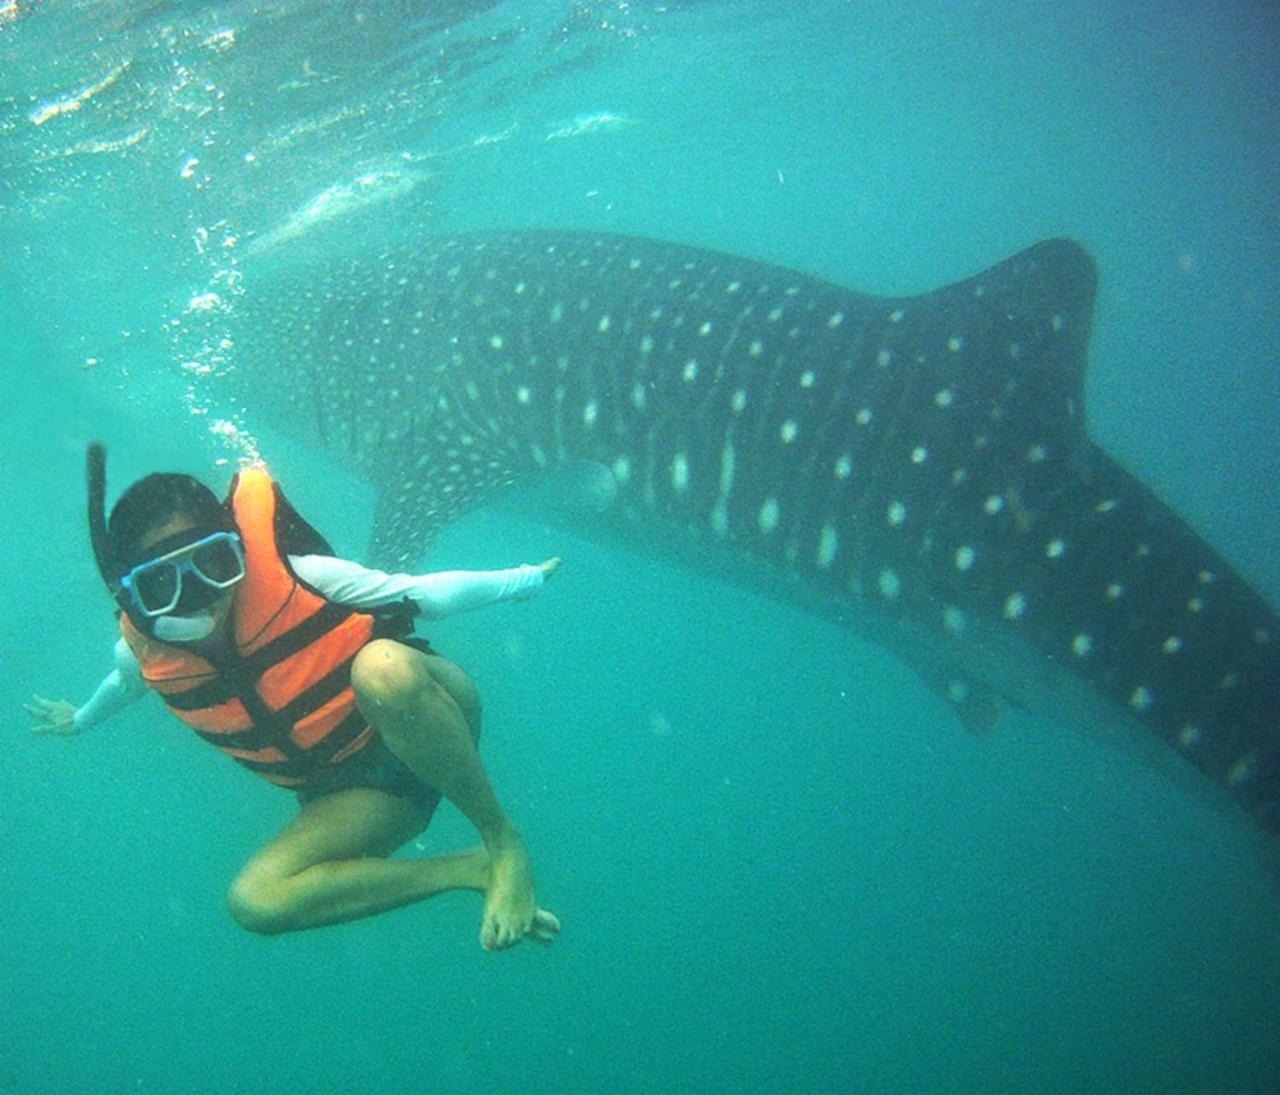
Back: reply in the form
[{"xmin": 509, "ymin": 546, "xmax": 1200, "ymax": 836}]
[
  {"xmin": 915, "ymin": 664, "xmax": 1009, "ymax": 738},
  {"xmin": 368, "ymin": 452, "xmax": 521, "ymax": 569}
]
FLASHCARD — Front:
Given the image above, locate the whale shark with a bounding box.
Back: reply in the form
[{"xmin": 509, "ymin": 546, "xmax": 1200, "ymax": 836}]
[{"xmin": 231, "ymin": 230, "xmax": 1280, "ymax": 834}]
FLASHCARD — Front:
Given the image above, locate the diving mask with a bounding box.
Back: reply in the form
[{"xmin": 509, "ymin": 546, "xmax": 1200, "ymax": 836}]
[{"xmin": 119, "ymin": 530, "xmax": 245, "ymax": 618}]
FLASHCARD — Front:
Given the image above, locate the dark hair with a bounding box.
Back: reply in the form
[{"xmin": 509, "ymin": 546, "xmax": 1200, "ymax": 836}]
[{"xmin": 108, "ymin": 473, "xmax": 230, "ymax": 568}]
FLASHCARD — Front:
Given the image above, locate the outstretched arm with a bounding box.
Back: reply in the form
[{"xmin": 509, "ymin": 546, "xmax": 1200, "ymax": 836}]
[
  {"xmin": 291, "ymin": 555, "xmax": 562, "ymax": 620},
  {"xmin": 24, "ymin": 638, "xmax": 147, "ymax": 734}
]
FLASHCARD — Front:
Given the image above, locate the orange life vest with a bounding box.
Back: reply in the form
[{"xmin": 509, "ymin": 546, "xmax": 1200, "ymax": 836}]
[{"xmin": 120, "ymin": 467, "xmax": 399, "ymax": 787}]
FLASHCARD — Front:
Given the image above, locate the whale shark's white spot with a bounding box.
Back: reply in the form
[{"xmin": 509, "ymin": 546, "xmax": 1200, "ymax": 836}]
[
  {"xmin": 887, "ymin": 501, "xmax": 906, "ymax": 527},
  {"xmin": 856, "ymin": 408, "xmax": 872, "ymax": 426},
  {"xmin": 683, "ymin": 360, "xmax": 699, "ymax": 382},
  {"xmin": 1026, "ymin": 444, "xmax": 1047, "ymax": 462},
  {"xmin": 1095, "ymin": 499, "xmax": 1118, "ymax": 513},
  {"xmin": 780, "ymin": 420, "xmax": 798, "ymax": 443},
  {"xmin": 550, "ymin": 302, "xmax": 564, "ymax": 323},
  {"xmin": 1226, "ymin": 753, "xmax": 1257, "ymax": 787},
  {"xmin": 1051, "ymin": 313, "xmax": 1064, "ymax": 331},
  {"xmin": 631, "ymin": 383, "xmax": 646, "ymax": 410},
  {"xmin": 639, "ymin": 335, "xmax": 654, "ymax": 355},
  {"xmin": 955, "ymin": 546, "xmax": 975, "ymax": 571},
  {"xmin": 629, "ymin": 257, "xmax": 642, "ymax": 270},
  {"xmin": 767, "ymin": 307, "xmax": 784, "ymax": 322},
  {"xmin": 1162, "ymin": 636, "xmax": 1183, "ymax": 654},
  {"xmin": 799, "ymin": 370, "xmax": 815, "ymax": 388},
  {"xmin": 889, "ymin": 308, "xmax": 904, "ymax": 323},
  {"xmin": 514, "ymin": 281, "xmax": 526, "ymax": 295},
  {"xmin": 598, "ymin": 315, "xmax": 611, "ymax": 332},
  {"xmin": 731, "ymin": 389, "xmax": 747, "ymax": 412},
  {"xmin": 1135, "ymin": 543, "xmax": 1151, "ymax": 557},
  {"xmin": 1046, "ymin": 538, "xmax": 1066, "ymax": 558},
  {"xmin": 672, "ymin": 452, "xmax": 689, "ymax": 492},
  {"xmin": 1197, "ymin": 569, "xmax": 1217, "ymax": 584},
  {"xmin": 698, "ymin": 321, "xmax": 713, "ymax": 337},
  {"xmin": 943, "ymin": 606, "xmax": 966, "ymax": 634},
  {"xmin": 878, "ymin": 568, "xmax": 900, "ymax": 599},
  {"xmin": 759, "ymin": 497, "xmax": 780, "ymax": 534},
  {"xmin": 947, "ymin": 680, "xmax": 970, "ymax": 702},
  {"xmin": 516, "ymin": 386, "xmax": 531, "ymax": 404},
  {"xmin": 983, "ymin": 494, "xmax": 1004, "ymax": 515},
  {"xmin": 1003, "ymin": 592, "xmax": 1026, "ymax": 620},
  {"xmin": 934, "ymin": 388, "xmax": 955, "ymax": 407},
  {"xmin": 951, "ymin": 468, "xmax": 969, "ymax": 485},
  {"xmin": 834, "ymin": 454, "xmax": 852, "ymax": 479},
  {"xmin": 1220, "ymin": 672, "xmax": 1239, "ymax": 689},
  {"xmin": 583, "ymin": 400, "xmax": 598, "ymax": 427},
  {"xmin": 1071, "ymin": 634, "xmax": 1092, "ymax": 657},
  {"xmin": 1105, "ymin": 582, "xmax": 1125, "ymax": 600},
  {"xmin": 911, "ymin": 447, "xmax": 928, "ymax": 464},
  {"xmin": 726, "ymin": 280, "xmax": 741, "ymax": 294},
  {"xmin": 710, "ymin": 439, "xmax": 737, "ymax": 535},
  {"xmin": 877, "ymin": 349, "xmax": 892, "ymax": 367},
  {"xmin": 489, "ymin": 335, "xmax": 504, "ymax": 350},
  {"xmin": 1187, "ymin": 597, "xmax": 1204, "ymax": 614},
  {"xmin": 1129, "ymin": 686, "xmax": 1153, "ymax": 712},
  {"xmin": 947, "ymin": 336, "xmax": 963, "ymax": 352},
  {"xmin": 612, "ymin": 456, "xmax": 631, "ymax": 483},
  {"xmin": 1178, "ymin": 724, "xmax": 1202, "ymax": 749},
  {"xmin": 817, "ymin": 525, "xmax": 838, "ymax": 569},
  {"xmin": 827, "ymin": 312, "xmax": 845, "ymax": 328},
  {"xmin": 749, "ymin": 340, "xmax": 764, "ymax": 357}
]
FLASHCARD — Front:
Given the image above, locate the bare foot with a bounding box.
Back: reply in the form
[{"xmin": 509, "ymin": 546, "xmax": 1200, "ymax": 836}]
[
  {"xmin": 480, "ymin": 828, "xmax": 552, "ymax": 950},
  {"xmin": 528, "ymin": 907, "xmax": 561, "ymax": 947}
]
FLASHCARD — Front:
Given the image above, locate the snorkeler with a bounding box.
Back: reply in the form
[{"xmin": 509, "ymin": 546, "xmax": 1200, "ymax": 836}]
[{"xmin": 25, "ymin": 444, "xmax": 561, "ymax": 951}]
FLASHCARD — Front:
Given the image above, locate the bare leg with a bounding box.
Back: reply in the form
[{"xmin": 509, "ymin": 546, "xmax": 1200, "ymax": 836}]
[
  {"xmin": 227, "ymin": 787, "xmax": 488, "ymax": 934},
  {"xmin": 350, "ymin": 639, "xmax": 549, "ymax": 951}
]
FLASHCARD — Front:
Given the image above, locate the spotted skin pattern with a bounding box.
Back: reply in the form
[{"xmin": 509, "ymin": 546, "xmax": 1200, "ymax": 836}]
[{"xmin": 240, "ymin": 231, "xmax": 1280, "ymax": 833}]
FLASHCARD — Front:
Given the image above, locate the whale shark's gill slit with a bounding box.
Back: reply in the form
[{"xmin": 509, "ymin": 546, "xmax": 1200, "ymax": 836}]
[{"xmin": 240, "ymin": 230, "xmax": 1280, "ymax": 835}]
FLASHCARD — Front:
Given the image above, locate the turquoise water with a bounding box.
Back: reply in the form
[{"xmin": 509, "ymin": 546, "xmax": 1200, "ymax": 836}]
[{"xmin": 2, "ymin": 2, "xmax": 1278, "ymax": 1092}]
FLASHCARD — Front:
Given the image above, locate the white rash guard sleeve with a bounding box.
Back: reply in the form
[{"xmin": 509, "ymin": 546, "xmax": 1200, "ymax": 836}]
[
  {"xmin": 72, "ymin": 638, "xmax": 147, "ymax": 732},
  {"xmin": 288, "ymin": 555, "xmax": 545, "ymax": 620}
]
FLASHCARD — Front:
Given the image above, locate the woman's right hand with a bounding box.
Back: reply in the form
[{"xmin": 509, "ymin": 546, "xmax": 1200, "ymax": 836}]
[{"xmin": 24, "ymin": 695, "xmax": 79, "ymax": 735}]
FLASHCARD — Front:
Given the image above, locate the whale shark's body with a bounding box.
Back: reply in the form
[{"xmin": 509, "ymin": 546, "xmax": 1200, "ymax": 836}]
[{"xmin": 235, "ymin": 231, "xmax": 1280, "ymax": 832}]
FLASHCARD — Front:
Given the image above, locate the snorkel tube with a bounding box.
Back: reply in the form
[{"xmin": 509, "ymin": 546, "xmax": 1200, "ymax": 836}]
[{"xmin": 86, "ymin": 442, "xmax": 126, "ymax": 605}]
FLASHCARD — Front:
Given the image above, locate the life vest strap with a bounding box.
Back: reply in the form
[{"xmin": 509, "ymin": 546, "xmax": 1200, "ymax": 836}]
[
  {"xmin": 161, "ymin": 601, "xmax": 354, "ymax": 712},
  {"xmin": 229, "ymin": 707, "xmax": 371, "ymax": 779}
]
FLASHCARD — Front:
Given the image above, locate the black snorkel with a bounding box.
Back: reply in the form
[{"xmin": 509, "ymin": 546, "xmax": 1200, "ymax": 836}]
[
  {"xmin": 87, "ymin": 441, "xmax": 157, "ymax": 635},
  {"xmin": 87, "ymin": 442, "xmax": 124, "ymax": 600}
]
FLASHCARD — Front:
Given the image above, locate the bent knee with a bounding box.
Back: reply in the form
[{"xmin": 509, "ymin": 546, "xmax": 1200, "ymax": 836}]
[
  {"xmin": 226, "ymin": 875, "xmax": 290, "ymax": 936},
  {"xmin": 352, "ymin": 639, "xmax": 436, "ymax": 712},
  {"xmin": 430, "ymin": 660, "xmax": 483, "ymax": 733}
]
